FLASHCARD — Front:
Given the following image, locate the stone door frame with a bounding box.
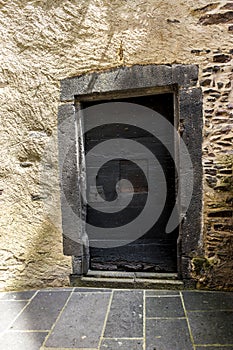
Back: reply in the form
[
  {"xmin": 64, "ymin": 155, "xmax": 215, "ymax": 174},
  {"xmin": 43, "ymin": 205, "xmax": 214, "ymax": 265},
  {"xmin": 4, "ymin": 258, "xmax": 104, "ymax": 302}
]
[{"xmin": 58, "ymin": 64, "xmax": 203, "ymax": 284}]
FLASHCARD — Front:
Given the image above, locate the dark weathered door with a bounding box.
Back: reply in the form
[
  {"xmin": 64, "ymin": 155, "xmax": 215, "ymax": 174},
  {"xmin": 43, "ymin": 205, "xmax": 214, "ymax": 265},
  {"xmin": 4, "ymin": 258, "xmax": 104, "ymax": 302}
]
[{"xmin": 83, "ymin": 93, "xmax": 178, "ymax": 272}]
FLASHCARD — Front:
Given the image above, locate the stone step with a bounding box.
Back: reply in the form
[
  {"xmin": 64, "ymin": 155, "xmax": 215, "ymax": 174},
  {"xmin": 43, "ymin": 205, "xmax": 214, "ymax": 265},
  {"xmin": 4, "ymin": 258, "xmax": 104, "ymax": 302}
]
[
  {"xmin": 70, "ymin": 271, "xmax": 184, "ymax": 290},
  {"xmin": 87, "ymin": 270, "xmax": 179, "ymax": 280}
]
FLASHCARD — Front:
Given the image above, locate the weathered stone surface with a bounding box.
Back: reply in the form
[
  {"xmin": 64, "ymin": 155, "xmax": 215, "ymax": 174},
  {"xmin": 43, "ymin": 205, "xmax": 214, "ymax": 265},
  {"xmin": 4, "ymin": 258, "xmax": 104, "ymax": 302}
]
[
  {"xmin": 221, "ymin": 3, "xmax": 233, "ymax": 10},
  {"xmin": 200, "ymin": 78, "xmax": 211, "ymax": 86},
  {"xmin": 146, "ymin": 290, "xmax": 179, "ymax": 296},
  {"xmin": 0, "ymin": 301, "xmax": 27, "ymax": 332},
  {"xmin": 188, "ymin": 311, "xmax": 233, "ymax": 344},
  {"xmin": 192, "ymin": 3, "xmax": 220, "ymax": 16},
  {"xmin": 61, "ymin": 64, "xmax": 173, "ymax": 101},
  {"xmin": 104, "ymin": 291, "xmax": 143, "ymax": 338},
  {"xmin": 178, "ymin": 88, "xmax": 203, "ymax": 256},
  {"xmin": 183, "ymin": 291, "xmax": 233, "ymax": 310},
  {"xmin": 213, "ymin": 54, "xmax": 231, "ymax": 63},
  {"xmin": 196, "ymin": 347, "xmax": 233, "ymax": 350},
  {"xmin": 199, "ymin": 12, "xmax": 233, "ymax": 25},
  {"xmin": 146, "ymin": 296, "xmax": 185, "ymax": 318},
  {"xmin": 45, "ymin": 292, "xmax": 111, "ymax": 348},
  {"xmin": 0, "ymin": 290, "xmax": 36, "ymax": 300},
  {"xmin": 0, "ymin": 331, "xmax": 48, "ymax": 350},
  {"xmin": 101, "ymin": 339, "xmax": 143, "ymax": 350},
  {"xmin": 146, "ymin": 319, "xmax": 193, "ymax": 350},
  {"xmin": 11, "ymin": 291, "xmax": 70, "ymax": 330},
  {"xmin": 58, "ymin": 104, "xmax": 87, "ymax": 258},
  {"xmin": 172, "ymin": 64, "xmax": 198, "ymax": 86}
]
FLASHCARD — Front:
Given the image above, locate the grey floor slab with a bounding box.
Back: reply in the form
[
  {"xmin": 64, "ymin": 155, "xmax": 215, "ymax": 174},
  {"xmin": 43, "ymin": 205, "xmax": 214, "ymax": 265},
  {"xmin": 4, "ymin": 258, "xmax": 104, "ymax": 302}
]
[
  {"xmin": 0, "ymin": 301, "xmax": 27, "ymax": 333},
  {"xmin": 146, "ymin": 318, "xmax": 193, "ymax": 350},
  {"xmin": 45, "ymin": 291, "xmax": 111, "ymax": 348},
  {"xmin": 146, "ymin": 290, "xmax": 180, "ymax": 296},
  {"xmin": 183, "ymin": 291, "xmax": 233, "ymax": 311},
  {"xmin": 39, "ymin": 288, "xmax": 74, "ymax": 292},
  {"xmin": 0, "ymin": 331, "xmax": 47, "ymax": 350},
  {"xmin": 146, "ymin": 295, "xmax": 185, "ymax": 318},
  {"xmin": 11, "ymin": 291, "xmax": 70, "ymax": 330},
  {"xmin": 104, "ymin": 290, "xmax": 143, "ymax": 338},
  {"xmin": 74, "ymin": 287, "xmax": 112, "ymax": 293},
  {"xmin": 196, "ymin": 347, "xmax": 233, "ymax": 350},
  {"xmin": 101, "ymin": 338, "xmax": 144, "ymax": 349},
  {"xmin": 188, "ymin": 310, "xmax": 233, "ymax": 344},
  {"xmin": 0, "ymin": 290, "xmax": 36, "ymax": 301}
]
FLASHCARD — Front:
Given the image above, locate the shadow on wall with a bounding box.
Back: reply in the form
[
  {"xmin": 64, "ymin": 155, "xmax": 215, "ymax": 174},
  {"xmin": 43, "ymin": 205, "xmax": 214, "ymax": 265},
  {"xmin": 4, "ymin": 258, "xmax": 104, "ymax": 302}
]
[
  {"xmin": 0, "ymin": 0, "xmax": 133, "ymax": 293},
  {"xmin": 3, "ymin": 218, "xmax": 71, "ymax": 292}
]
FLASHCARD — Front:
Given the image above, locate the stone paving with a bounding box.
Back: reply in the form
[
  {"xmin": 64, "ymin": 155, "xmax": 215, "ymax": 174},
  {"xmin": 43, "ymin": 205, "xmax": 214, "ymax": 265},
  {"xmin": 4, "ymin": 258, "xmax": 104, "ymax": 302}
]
[{"xmin": 0, "ymin": 288, "xmax": 232, "ymax": 350}]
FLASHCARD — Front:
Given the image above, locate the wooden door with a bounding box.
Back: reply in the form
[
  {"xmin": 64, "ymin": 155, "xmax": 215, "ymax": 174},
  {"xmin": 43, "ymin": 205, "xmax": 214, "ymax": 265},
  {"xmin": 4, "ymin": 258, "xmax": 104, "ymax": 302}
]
[{"xmin": 83, "ymin": 93, "xmax": 178, "ymax": 272}]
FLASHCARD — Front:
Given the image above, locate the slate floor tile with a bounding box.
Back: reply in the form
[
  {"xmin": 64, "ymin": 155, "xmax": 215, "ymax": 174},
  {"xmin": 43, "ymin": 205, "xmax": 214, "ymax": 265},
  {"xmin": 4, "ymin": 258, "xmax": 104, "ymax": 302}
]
[
  {"xmin": 39, "ymin": 288, "xmax": 74, "ymax": 292},
  {"xmin": 188, "ymin": 311, "xmax": 233, "ymax": 344},
  {"xmin": 101, "ymin": 338, "xmax": 144, "ymax": 349},
  {"xmin": 45, "ymin": 291, "xmax": 111, "ymax": 348},
  {"xmin": 196, "ymin": 347, "xmax": 233, "ymax": 350},
  {"xmin": 0, "ymin": 301, "xmax": 27, "ymax": 333},
  {"xmin": 104, "ymin": 291, "xmax": 143, "ymax": 338},
  {"xmin": 0, "ymin": 291, "xmax": 36, "ymax": 301},
  {"xmin": 74, "ymin": 287, "xmax": 112, "ymax": 293},
  {"xmin": 0, "ymin": 331, "xmax": 47, "ymax": 350},
  {"xmin": 146, "ymin": 290, "xmax": 180, "ymax": 296},
  {"xmin": 183, "ymin": 291, "xmax": 233, "ymax": 311},
  {"xmin": 11, "ymin": 291, "xmax": 70, "ymax": 330},
  {"xmin": 146, "ymin": 296, "xmax": 184, "ymax": 318},
  {"xmin": 146, "ymin": 318, "xmax": 193, "ymax": 350}
]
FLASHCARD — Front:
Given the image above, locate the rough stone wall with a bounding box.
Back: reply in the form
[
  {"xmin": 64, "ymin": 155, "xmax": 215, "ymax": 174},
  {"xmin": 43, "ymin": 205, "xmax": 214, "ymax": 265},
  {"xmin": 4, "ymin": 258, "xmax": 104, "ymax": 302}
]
[
  {"xmin": 189, "ymin": 3, "xmax": 233, "ymax": 290},
  {"xmin": 0, "ymin": 0, "xmax": 232, "ymax": 290},
  {"xmin": 195, "ymin": 53, "xmax": 233, "ymax": 290}
]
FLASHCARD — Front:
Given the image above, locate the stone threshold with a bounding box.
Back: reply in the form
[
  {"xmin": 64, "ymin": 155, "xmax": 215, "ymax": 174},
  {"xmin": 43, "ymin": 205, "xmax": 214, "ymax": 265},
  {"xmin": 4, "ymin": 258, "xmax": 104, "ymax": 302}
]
[{"xmin": 70, "ymin": 270, "xmax": 185, "ymax": 289}]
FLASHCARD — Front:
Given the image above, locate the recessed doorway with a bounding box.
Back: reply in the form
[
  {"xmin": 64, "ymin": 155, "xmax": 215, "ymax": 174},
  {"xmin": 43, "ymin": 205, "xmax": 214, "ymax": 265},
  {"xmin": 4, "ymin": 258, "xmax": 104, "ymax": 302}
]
[
  {"xmin": 82, "ymin": 93, "xmax": 178, "ymax": 272},
  {"xmin": 59, "ymin": 64, "xmax": 203, "ymax": 285}
]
